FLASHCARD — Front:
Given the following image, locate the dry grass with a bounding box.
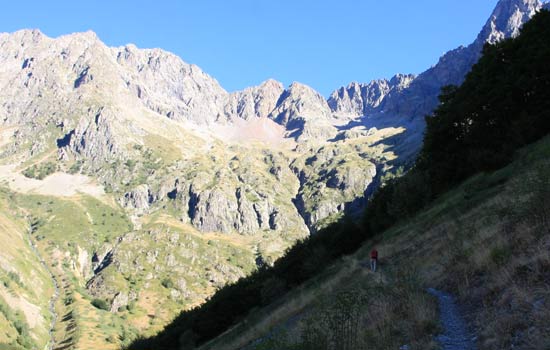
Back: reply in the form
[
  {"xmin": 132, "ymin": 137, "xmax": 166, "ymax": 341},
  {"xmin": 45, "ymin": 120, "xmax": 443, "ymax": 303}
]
[
  {"xmin": 199, "ymin": 252, "xmax": 441, "ymax": 350},
  {"xmin": 199, "ymin": 257, "xmax": 366, "ymax": 350},
  {"xmin": 228, "ymin": 268, "xmax": 440, "ymax": 350},
  {"xmin": 376, "ymin": 152, "xmax": 550, "ymax": 349}
]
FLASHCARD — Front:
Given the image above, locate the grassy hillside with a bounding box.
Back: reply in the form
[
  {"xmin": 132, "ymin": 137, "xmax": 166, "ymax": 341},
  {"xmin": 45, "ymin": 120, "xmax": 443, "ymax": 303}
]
[
  {"xmin": 198, "ymin": 132, "xmax": 550, "ymax": 350},
  {"xmin": 0, "ymin": 188, "xmax": 55, "ymax": 350}
]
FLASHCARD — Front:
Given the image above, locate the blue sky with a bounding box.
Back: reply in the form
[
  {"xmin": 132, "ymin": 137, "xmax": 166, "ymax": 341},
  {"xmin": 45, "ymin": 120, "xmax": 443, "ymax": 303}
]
[{"xmin": 1, "ymin": 1, "xmax": 499, "ymax": 96}]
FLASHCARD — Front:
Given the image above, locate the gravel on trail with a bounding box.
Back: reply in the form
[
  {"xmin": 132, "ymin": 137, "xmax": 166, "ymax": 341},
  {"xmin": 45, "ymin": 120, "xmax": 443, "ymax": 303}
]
[{"xmin": 427, "ymin": 288, "xmax": 477, "ymax": 350}]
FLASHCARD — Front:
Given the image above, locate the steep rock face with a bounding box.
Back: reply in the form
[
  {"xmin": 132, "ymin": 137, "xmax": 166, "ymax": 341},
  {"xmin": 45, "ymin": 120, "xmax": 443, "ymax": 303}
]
[
  {"xmin": 224, "ymin": 79, "xmax": 284, "ymax": 120},
  {"xmin": 121, "ymin": 184, "xmax": 153, "ymax": 215},
  {"xmin": 268, "ymin": 82, "xmax": 337, "ymax": 141},
  {"xmin": 118, "ymin": 150, "xmax": 308, "ymax": 237},
  {"xmin": 188, "ymin": 187, "xmax": 239, "ymax": 233},
  {"xmin": 59, "ymin": 108, "xmax": 125, "ymax": 166},
  {"xmin": 328, "ymin": 74, "xmax": 415, "ymax": 116},
  {"xmin": 175, "ymin": 162, "xmax": 304, "ymax": 235},
  {"xmin": 479, "ymin": 0, "xmax": 542, "ymax": 44},
  {"xmin": 269, "ymin": 82, "xmax": 332, "ymax": 126},
  {"xmin": 114, "ymin": 44, "xmax": 228, "ymax": 125},
  {"xmin": 291, "ymin": 141, "xmax": 381, "ymax": 230},
  {"xmin": 187, "ymin": 185, "xmax": 282, "ymax": 234}
]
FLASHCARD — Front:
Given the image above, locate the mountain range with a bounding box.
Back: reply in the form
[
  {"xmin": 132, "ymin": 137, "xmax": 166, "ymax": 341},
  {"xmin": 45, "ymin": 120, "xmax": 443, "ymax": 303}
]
[{"xmin": 0, "ymin": 0, "xmax": 547, "ymax": 349}]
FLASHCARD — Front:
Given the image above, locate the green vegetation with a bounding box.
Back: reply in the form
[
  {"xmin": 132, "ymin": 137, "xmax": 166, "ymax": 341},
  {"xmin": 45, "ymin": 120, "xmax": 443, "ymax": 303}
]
[
  {"xmin": 128, "ymin": 217, "xmax": 365, "ymax": 349},
  {"xmin": 22, "ymin": 161, "xmax": 57, "ymax": 180},
  {"xmin": 0, "ymin": 298, "xmax": 36, "ymax": 349},
  {"xmin": 92, "ymin": 298, "xmax": 110, "ymax": 311},
  {"xmin": 161, "ymin": 278, "xmax": 174, "ymax": 289},
  {"xmin": 127, "ymin": 11, "xmax": 550, "ymax": 350},
  {"xmin": 14, "ymin": 193, "xmax": 131, "ymax": 255},
  {"xmin": 0, "ymin": 188, "xmax": 54, "ymax": 349},
  {"xmin": 68, "ymin": 160, "xmax": 84, "ymax": 174}
]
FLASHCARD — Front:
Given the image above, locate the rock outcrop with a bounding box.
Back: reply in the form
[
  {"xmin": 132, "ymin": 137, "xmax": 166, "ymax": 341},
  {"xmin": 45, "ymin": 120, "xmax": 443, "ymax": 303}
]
[
  {"xmin": 268, "ymin": 82, "xmax": 337, "ymax": 141},
  {"xmin": 121, "ymin": 184, "xmax": 153, "ymax": 215},
  {"xmin": 114, "ymin": 44, "xmax": 228, "ymax": 125},
  {"xmin": 224, "ymin": 79, "xmax": 285, "ymax": 120},
  {"xmin": 328, "ymin": 74, "xmax": 415, "ymax": 117}
]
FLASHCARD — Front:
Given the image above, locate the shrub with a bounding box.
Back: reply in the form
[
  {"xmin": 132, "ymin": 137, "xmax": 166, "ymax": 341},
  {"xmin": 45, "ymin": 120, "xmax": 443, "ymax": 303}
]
[
  {"xmin": 22, "ymin": 161, "xmax": 57, "ymax": 180},
  {"xmin": 127, "ymin": 301, "xmax": 137, "ymax": 313},
  {"xmin": 64, "ymin": 294, "xmax": 74, "ymax": 306},
  {"xmin": 161, "ymin": 278, "xmax": 174, "ymax": 289},
  {"xmin": 91, "ymin": 298, "xmax": 110, "ymax": 311},
  {"xmin": 7, "ymin": 271, "xmax": 21, "ymax": 285},
  {"xmin": 68, "ymin": 160, "xmax": 83, "ymax": 174}
]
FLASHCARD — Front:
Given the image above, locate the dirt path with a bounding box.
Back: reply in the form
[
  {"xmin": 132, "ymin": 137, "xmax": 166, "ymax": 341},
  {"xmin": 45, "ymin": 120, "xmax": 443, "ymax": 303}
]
[{"xmin": 427, "ymin": 288, "xmax": 477, "ymax": 350}]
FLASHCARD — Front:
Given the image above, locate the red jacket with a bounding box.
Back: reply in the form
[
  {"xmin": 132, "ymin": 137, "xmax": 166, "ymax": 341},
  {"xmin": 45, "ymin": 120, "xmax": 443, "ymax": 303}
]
[{"xmin": 371, "ymin": 249, "xmax": 378, "ymax": 259}]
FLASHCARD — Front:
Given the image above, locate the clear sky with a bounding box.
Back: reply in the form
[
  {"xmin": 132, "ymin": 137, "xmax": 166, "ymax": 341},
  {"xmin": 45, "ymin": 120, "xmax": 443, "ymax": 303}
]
[{"xmin": 1, "ymin": 0, "xmax": 499, "ymax": 96}]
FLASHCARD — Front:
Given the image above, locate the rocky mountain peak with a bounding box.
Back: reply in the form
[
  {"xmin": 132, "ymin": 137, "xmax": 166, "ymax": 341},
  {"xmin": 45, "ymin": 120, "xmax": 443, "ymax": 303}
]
[
  {"xmin": 112, "ymin": 42, "xmax": 229, "ymax": 125},
  {"xmin": 1, "ymin": 28, "xmax": 44, "ymax": 43},
  {"xmin": 327, "ymin": 73, "xmax": 416, "ymax": 117},
  {"xmin": 258, "ymin": 78, "xmax": 284, "ymax": 91},
  {"xmin": 389, "ymin": 73, "xmax": 416, "ymax": 89},
  {"xmin": 285, "ymin": 81, "xmax": 325, "ymax": 99},
  {"xmin": 324, "ymin": 0, "xmax": 544, "ymax": 164},
  {"xmin": 266, "ymin": 82, "xmax": 338, "ymax": 142},
  {"xmin": 61, "ymin": 30, "xmax": 100, "ymax": 43},
  {"xmin": 327, "ymin": 0, "xmax": 542, "ymax": 122},
  {"xmin": 269, "ymin": 82, "xmax": 332, "ymax": 126},
  {"xmin": 478, "ymin": 0, "xmax": 542, "ymax": 45},
  {"xmin": 224, "ymin": 79, "xmax": 284, "ymax": 121}
]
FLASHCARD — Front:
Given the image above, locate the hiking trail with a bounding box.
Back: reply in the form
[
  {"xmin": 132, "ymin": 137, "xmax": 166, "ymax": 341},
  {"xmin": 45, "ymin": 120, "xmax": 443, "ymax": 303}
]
[{"xmin": 427, "ymin": 288, "xmax": 477, "ymax": 350}]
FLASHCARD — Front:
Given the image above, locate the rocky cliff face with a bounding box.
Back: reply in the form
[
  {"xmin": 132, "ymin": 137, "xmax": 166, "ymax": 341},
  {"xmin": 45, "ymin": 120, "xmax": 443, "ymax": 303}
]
[
  {"xmin": 328, "ymin": 74, "xmax": 415, "ymax": 117},
  {"xmin": 114, "ymin": 43, "xmax": 229, "ymax": 125},
  {"xmin": 479, "ymin": 0, "xmax": 542, "ymax": 44},
  {"xmin": 268, "ymin": 82, "xmax": 338, "ymax": 141},
  {"xmin": 224, "ymin": 79, "xmax": 284, "ymax": 121}
]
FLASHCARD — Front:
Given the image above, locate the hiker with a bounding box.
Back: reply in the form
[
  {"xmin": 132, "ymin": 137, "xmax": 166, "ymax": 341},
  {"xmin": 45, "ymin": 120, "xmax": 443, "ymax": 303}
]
[{"xmin": 370, "ymin": 248, "xmax": 378, "ymax": 272}]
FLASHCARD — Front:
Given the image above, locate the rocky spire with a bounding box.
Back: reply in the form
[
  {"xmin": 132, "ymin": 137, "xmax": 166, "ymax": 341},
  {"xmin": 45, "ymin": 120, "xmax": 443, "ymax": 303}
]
[
  {"xmin": 327, "ymin": 74, "xmax": 415, "ymax": 116},
  {"xmin": 268, "ymin": 82, "xmax": 332, "ymax": 127},
  {"xmin": 224, "ymin": 79, "xmax": 285, "ymax": 120},
  {"xmin": 476, "ymin": 0, "xmax": 542, "ymax": 45}
]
